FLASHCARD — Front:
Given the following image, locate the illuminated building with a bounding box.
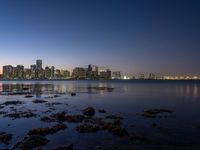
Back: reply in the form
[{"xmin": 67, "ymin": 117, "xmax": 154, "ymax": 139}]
[
  {"xmin": 99, "ymin": 69, "xmax": 111, "ymax": 80},
  {"xmin": 3, "ymin": 65, "xmax": 13, "ymax": 79},
  {"xmin": 36, "ymin": 59, "xmax": 42, "ymax": 69},
  {"xmin": 72, "ymin": 67, "xmax": 86, "ymax": 79},
  {"xmin": 112, "ymin": 71, "xmax": 121, "ymax": 79}
]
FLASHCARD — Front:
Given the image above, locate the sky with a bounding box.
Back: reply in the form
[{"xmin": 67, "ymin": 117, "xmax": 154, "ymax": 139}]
[{"xmin": 0, "ymin": 0, "xmax": 200, "ymax": 76}]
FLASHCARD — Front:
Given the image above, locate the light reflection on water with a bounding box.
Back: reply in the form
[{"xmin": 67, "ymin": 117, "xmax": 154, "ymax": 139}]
[{"xmin": 0, "ymin": 80, "xmax": 200, "ymax": 149}]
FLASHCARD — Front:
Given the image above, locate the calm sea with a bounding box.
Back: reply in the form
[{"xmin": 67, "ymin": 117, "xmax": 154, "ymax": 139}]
[{"xmin": 0, "ymin": 80, "xmax": 200, "ymax": 150}]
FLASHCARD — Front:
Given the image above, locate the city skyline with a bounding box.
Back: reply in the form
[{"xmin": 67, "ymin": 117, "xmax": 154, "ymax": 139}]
[{"xmin": 0, "ymin": 0, "xmax": 200, "ymax": 76}]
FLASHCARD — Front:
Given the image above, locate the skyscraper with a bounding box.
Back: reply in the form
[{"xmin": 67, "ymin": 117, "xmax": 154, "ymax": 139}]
[
  {"xmin": 3, "ymin": 65, "xmax": 13, "ymax": 79},
  {"xmin": 36, "ymin": 60, "xmax": 42, "ymax": 69}
]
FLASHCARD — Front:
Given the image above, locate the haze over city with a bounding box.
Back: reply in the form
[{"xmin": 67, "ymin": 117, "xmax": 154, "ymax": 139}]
[{"xmin": 0, "ymin": 0, "xmax": 200, "ymax": 76}]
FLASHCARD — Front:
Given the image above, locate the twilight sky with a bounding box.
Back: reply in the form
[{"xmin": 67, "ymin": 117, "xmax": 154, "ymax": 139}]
[{"xmin": 0, "ymin": 0, "xmax": 200, "ymax": 76}]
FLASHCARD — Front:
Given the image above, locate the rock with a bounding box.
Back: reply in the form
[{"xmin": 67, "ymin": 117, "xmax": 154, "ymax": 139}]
[
  {"xmin": 40, "ymin": 116, "xmax": 55, "ymax": 122},
  {"xmin": 4, "ymin": 111, "xmax": 36, "ymax": 119},
  {"xmin": 152, "ymin": 123, "xmax": 157, "ymax": 127},
  {"xmin": 108, "ymin": 126, "xmax": 128, "ymax": 136},
  {"xmin": 52, "ymin": 144, "xmax": 73, "ymax": 150},
  {"xmin": 13, "ymin": 135, "xmax": 48, "ymax": 150},
  {"xmin": 142, "ymin": 109, "xmax": 173, "ymax": 118},
  {"xmin": 106, "ymin": 115, "xmax": 123, "ymax": 120},
  {"xmin": 54, "ymin": 95, "xmax": 60, "ymax": 98},
  {"xmin": 1, "ymin": 101, "xmax": 24, "ymax": 106},
  {"xmin": 83, "ymin": 107, "xmax": 95, "ymax": 116},
  {"xmin": 71, "ymin": 93, "xmax": 76, "ymax": 96},
  {"xmin": 95, "ymin": 146, "xmax": 103, "ymax": 150},
  {"xmin": 129, "ymin": 134, "xmax": 151, "ymax": 143},
  {"xmin": 98, "ymin": 109, "xmax": 106, "ymax": 113},
  {"xmin": 25, "ymin": 95, "xmax": 34, "ymax": 98},
  {"xmin": 0, "ymin": 132, "xmax": 12, "ymax": 145},
  {"xmin": 28, "ymin": 123, "xmax": 67, "ymax": 136},
  {"xmin": 76, "ymin": 124, "xmax": 99, "ymax": 133},
  {"xmin": 52, "ymin": 112, "xmax": 66, "ymax": 122},
  {"xmin": 46, "ymin": 102, "xmax": 62, "ymax": 106},
  {"xmin": 66, "ymin": 115, "xmax": 85, "ymax": 123},
  {"xmin": 32, "ymin": 99, "xmax": 47, "ymax": 103}
]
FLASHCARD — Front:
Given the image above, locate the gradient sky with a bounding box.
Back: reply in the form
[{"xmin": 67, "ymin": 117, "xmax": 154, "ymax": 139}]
[{"xmin": 0, "ymin": 0, "xmax": 200, "ymax": 76}]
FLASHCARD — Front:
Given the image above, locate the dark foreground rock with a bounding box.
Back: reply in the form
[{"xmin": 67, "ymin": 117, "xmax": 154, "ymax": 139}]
[
  {"xmin": 32, "ymin": 99, "xmax": 47, "ymax": 103},
  {"xmin": 4, "ymin": 111, "xmax": 37, "ymax": 119},
  {"xmin": 98, "ymin": 109, "xmax": 106, "ymax": 113},
  {"xmin": 25, "ymin": 95, "xmax": 34, "ymax": 98},
  {"xmin": 52, "ymin": 112, "xmax": 66, "ymax": 122},
  {"xmin": 66, "ymin": 114, "xmax": 85, "ymax": 123},
  {"xmin": 13, "ymin": 135, "xmax": 48, "ymax": 150},
  {"xmin": 83, "ymin": 107, "xmax": 95, "ymax": 116},
  {"xmin": 76, "ymin": 117, "xmax": 127, "ymax": 136},
  {"xmin": 76, "ymin": 124, "xmax": 99, "ymax": 133},
  {"xmin": 1, "ymin": 101, "xmax": 24, "ymax": 106},
  {"xmin": 142, "ymin": 109, "xmax": 174, "ymax": 118},
  {"xmin": 52, "ymin": 144, "xmax": 73, "ymax": 150},
  {"xmin": 129, "ymin": 134, "xmax": 151, "ymax": 143},
  {"xmin": 40, "ymin": 116, "xmax": 56, "ymax": 122},
  {"xmin": 28, "ymin": 123, "xmax": 67, "ymax": 136},
  {"xmin": 71, "ymin": 93, "xmax": 76, "ymax": 96},
  {"xmin": 0, "ymin": 132, "xmax": 12, "ymax": 145}
]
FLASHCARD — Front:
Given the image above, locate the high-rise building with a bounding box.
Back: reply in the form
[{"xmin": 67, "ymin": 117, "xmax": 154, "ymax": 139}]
[
  {"xmin": 16, "ymin": 65, "xmax": 24, "ymax": 79},
  {"xmin": 24, "ymin": 69, "xmax": 31, "ymax": 79},
  {"xmin": 60, "ymin": 70, "xmax": 70, "ymax": 79},
  {"xmin": 3, "ymin": 65, "xmax": 13, "ymax": 79},
  {"xmin": 45, "ymin": 66, "xmax": 51, "ymax": 79},
  {"xmin": 112, "ymin": 71, "xmax": 121, "ymax": 79},
  {"xmin": 51, "ymin": 66, "xmax": 55, "ymax": 79},
  {"xmin": 36, "ymin": 60, "xmax": 42, "ymax": 69},
  {"xmin": 72, "ymin": 67, "xmax": 86, "ymax": 79},
  {"xmin": 99, "ymin": 69, "xmax": 111, "ymax": 80}
]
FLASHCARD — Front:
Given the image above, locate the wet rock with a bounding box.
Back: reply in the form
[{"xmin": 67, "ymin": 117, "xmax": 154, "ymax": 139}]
[
  {"xmin": 40, "ymin": 116, "xmax": 55, "ymax": 122},
  {"xmin": 44, "ymin": 96, "xmax": 54, "ymax": 99},
  {"xmin": 106, "ymin": 115, "xmax": 123, "ymax": 120},
  {"xmin": 32, "ymin": 99, "xmax": 47, "ymax": 103},
  {"xmin": 52, "ymin": 144, "xmax": 73, "ymax": 150},
  {"xmin": 4, "ymin": 111, "xmax": 36, "ymax": 119},
  {"xmin": 71, "ymin": 93, "xmax": 76, "ymax": 96},
  {"xmin": 129, "ymin": 134, "xmax": 151, "ymax": 143},
  {"xmin": 46, "ymin": 102, "xmax": 62, "ymax": 106},
  {"xmin": 28, "ymin": 123, "xmax": 67, "ymax": 136},
  {"xmin": 66, "ymin": 115, "xmax": 85, "ymax": 123},
  {"xmin": 98, "ymin": 109, "xmax": 106, "ymax": 113},
  {"xmin": 76, "ymin": 124, "xmax": 100, "ymax": 133},
  {"xmin": 0, "ymin": 111, "xmax": 7, "ymax": 115},
  {"xmin": 83, "ymin": 107, "xmax": 95, "ymax": 116},
  {"xmin": 152, "ymin": 123, "xmax": 157, "ymax": 127},
  {"xmin": 107, "ymin": 126, "xmax": 128, "ymax": 136},
  {"xmin": 25, "ymin": 95, "xmax": 34, "ymax": 98},
  {"xmin": 52, "ymin": 112, "xmax": 66, "ymax": 122},
  {"xmin": 13, "ymin": 135, "xmax": 48, "ymax": 150},
  {"xmin": 142, "ymin": 109, "xmax": 173, "ymax": 118},
  {"xmin": 1, "ymin": 101, "xmax": 24, "ymax": 106},
  {"xmin": 54, "ymin": 95, "xmax": 60, "ymax": 98},
  {"xmin": 95, "ymin": 146, "xmax": 103, "ymax": 150},
  {"xmin": 0, "ymin": 132, "xmax": 12, "ymax": 145}
]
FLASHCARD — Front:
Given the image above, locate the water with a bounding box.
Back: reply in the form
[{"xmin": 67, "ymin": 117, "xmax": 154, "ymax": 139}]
[{"xmin": 0, "ymin": 80, "xmax": 200, "ymax": 150}]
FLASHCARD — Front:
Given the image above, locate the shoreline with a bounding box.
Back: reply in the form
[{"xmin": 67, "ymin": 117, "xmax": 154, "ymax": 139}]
[{"xmin": 0, "ymin": 79, "xmax": 200, "ymax": 82}]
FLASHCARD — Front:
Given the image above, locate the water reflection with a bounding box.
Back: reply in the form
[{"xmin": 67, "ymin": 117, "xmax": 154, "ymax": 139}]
[{"xmin": 0, "ymin": 81, "xmax": 200, "ymax": 99}]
